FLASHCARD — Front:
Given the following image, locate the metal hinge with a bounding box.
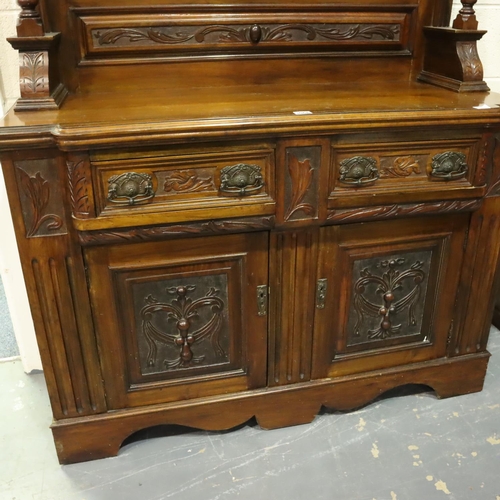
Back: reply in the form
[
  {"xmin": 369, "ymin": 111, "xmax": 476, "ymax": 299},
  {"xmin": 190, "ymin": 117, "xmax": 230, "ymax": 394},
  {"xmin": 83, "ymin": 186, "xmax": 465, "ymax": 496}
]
[
  {"xmin": 316, "ymin": 278, "xmax": 328, "ymax": 309},
  {"xmin": 257, "ymin": 285, "xmax": 268, "ymax": 316}
]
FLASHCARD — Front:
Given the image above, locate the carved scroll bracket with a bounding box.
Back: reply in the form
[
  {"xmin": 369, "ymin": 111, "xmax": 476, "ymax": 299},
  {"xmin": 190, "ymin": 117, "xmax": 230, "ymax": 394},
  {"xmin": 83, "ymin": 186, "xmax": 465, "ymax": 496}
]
[{"xmin": 418, "ymin": 27, "xmax": 488, "ymax": 93}]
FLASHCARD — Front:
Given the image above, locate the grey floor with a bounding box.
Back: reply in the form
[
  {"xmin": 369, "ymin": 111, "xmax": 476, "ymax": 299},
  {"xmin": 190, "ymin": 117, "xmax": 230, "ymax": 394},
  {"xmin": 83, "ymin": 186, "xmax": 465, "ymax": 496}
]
[
  {"xmin": 0, "ymin": 275, "xmax": 18, "ymax": 359},
  {"xmin": 1, "ymin": 330, "xmax": 500, "ymax": 500}
]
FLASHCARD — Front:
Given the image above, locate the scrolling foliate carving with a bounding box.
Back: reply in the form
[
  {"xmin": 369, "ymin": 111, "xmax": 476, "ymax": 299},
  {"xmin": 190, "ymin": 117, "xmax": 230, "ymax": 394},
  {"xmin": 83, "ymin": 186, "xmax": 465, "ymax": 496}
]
[
  {"xmin": 79, "ymin": 216, "xmax": 275, "ymax": 246},
  {"xmin": 92, "ymin": 23, "xmax": 401, "ymax": 48},
  {"xmin": 141, "ymin": 285, "xmax": 226, "ymax": 370},
  {"xmin": 351, "ymin": 257, "xmax": 429, "ymax": 343},
  {"xmin": 327, "ymin": 199, "xmax": 481, "ymax": 224},
  {"xmin": 380, "ymin": 156, "xmax": 422, "ymax": 178},
  {"xmin": 457, "ymin": 42, "xmax": 483, "ymax": 80},
  {"xmin": 16, "ymin": 167, "xmax": 64, "ymax": 237},
  {"xmin": 163, "ymin": 170, "xmax": 215, "ymax": 194}
]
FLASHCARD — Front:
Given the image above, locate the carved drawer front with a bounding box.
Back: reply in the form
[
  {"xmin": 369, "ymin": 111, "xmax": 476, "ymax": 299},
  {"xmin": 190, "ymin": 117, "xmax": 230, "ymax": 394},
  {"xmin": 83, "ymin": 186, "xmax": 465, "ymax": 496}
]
[
  {"xmin": 84, "ymin": 232, "xmax": 268, "ymax": 409},
  {"xmin": 329, "ymin": 134, "xmax": 483, "ymax": 208},
  {"xmin": 90, "ymin": 146, "xmax": 275, "ymax": 228},
  {"xmin": 312, "ymin": 214, "xmax": 469, "ymax": 378}
]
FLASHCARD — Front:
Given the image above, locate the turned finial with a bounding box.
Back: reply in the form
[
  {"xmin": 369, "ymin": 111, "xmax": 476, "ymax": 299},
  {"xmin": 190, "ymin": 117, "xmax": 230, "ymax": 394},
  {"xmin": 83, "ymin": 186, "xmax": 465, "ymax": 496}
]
[
  {"xmin": 18, "ymin": 0, "xmax": 40, "ymax": 18},
  {"xmin": 16, "ymin": 0, "xmax": 44, "ymax": 35},
  {"xmin": 453, "ymin": 0, "xmax": 479, "ymax": 29}
]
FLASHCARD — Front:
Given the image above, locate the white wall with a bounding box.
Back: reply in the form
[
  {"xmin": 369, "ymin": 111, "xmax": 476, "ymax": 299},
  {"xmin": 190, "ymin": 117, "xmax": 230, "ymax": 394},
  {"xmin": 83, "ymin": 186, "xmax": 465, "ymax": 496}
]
[{"xmin": 1, "ymin": 2, "xmax": 500, "ymax": 372}]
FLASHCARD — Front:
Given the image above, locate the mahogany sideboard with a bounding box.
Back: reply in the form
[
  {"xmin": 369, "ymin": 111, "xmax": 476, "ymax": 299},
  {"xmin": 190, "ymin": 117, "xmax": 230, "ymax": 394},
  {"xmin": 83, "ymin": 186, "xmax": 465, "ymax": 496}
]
[{"xmin": 3, "ymin": 0, "xmax": 500, "ymax": 464}]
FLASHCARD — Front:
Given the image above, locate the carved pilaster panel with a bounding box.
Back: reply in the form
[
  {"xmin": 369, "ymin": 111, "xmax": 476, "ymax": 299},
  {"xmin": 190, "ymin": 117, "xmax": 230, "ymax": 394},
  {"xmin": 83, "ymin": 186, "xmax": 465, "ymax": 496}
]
[
  {"xmin": 282, "ymin": 147, "xmax": 321, "ymax": 223},
  {"xmin": 14, "ymin": 158, "xmax": 67, "ymax": 238}
]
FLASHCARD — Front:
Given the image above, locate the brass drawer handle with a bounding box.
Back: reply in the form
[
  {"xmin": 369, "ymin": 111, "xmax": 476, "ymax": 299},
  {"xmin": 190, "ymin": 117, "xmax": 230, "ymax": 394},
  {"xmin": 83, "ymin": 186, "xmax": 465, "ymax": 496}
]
[
  {"xmin": 220, "ymin": 163, "xmax": 264, "ymax": 196},
  {"xmin": 339, "ymin": 156, "xmax": 379, "ymax": 186},
  {"xmin": 430, "ymin": 152, "xmax": 468, "ymax": 180},
  {"xmin": 107, "ymin": 172, "xmax": 156, "ymax": 205}
]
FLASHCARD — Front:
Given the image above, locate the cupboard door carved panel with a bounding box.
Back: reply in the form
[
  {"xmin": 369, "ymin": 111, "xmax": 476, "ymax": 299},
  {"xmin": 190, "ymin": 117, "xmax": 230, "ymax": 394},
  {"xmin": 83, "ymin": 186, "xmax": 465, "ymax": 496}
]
[
  {"xmin": 128, "ymin": 273, "xmax": 231, "ymax": 377},
  {"xmin": 348, "ymin": 252, "xmax": 432, "ymax": 346},
  {"xmin": 85, "ymin": 232, "xmax": 269, "ymax": 409}
]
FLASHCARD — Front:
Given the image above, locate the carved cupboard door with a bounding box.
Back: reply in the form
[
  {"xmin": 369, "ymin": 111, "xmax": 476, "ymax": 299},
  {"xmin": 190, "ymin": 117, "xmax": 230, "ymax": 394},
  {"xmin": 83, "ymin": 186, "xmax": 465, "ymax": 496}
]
[
  {"xmin": 85, "ymin": 232, "xmax": 268, "ymax": 409},
  {"xmin": 312, "ymin": 214, "xmax": 469, "ymax": 378}
]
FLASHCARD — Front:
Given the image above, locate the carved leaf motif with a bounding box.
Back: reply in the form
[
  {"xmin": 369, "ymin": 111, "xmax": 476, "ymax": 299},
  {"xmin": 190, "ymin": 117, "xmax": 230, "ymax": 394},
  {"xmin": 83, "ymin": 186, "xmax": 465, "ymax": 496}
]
[
  {"xmin": 457, "ymin": 42, "xmax": 483, "ymax": 80},
  {"xmin": 22, "ymin": 52, "xmax": 46, "ymax": 94},
  {"xmin": 163, "ymin": 170, "xmax": 215, "ymax": 193},
  {"xmin": 17, "ymin": 168, "xmax": 63, "ymax": 237},
  {"xmin": 96, "ymin": 28, "xmax": 193, "ymax": 45},
  {"xmin": 67, "ymin": 160, "xmax": 91, "ymax": 216},
  {"xmin": 316, "ymin": 24, "xmax": 400, "ymax": 41},
  {"xmin": 285, "ymin": 155, "xmax": 315, "ymax": 220}
]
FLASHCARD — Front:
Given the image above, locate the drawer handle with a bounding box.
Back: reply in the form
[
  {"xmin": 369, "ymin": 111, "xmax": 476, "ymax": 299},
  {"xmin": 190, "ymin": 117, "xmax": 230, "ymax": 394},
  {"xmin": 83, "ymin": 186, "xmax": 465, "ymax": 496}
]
[
  {"xmin": 339, "ymin": 156, "xmax": 379, "ymax": 186},
  {"xmin": 430, "ymin": 152, "xmax": 468, "ymax": 180},
  {"xmin": 107, "ymin": 172, "xmax": 155, "ymax": 205},
  {"xmin": 220, "ymin": 163, "xmax": 264, "ymax": 196}
]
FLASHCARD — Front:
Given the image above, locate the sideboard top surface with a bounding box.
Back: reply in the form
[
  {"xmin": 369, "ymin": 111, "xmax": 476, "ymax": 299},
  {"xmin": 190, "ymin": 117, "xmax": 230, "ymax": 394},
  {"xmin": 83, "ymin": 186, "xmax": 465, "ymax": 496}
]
[{"xmin": 2, "ymin": 81, "xmax": 500, "ymax": 150}]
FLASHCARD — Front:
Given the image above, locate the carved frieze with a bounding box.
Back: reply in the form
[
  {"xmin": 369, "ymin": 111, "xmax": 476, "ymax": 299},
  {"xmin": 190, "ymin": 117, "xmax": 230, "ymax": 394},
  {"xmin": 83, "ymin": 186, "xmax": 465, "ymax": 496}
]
[
  {"xmin": 78, "ymin": 216, "xmax": 275, "ymax": 246},
  {"xmin": 79, "ymin": 11, "xmax": 412, "ymax": 63},
  {"xmin": 327, "ymin": 199, "xmax": 482, "ymax": 224},
  {"xmin": 91, "ymin": 23, "xmax": 401, "ymax": 48}
]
